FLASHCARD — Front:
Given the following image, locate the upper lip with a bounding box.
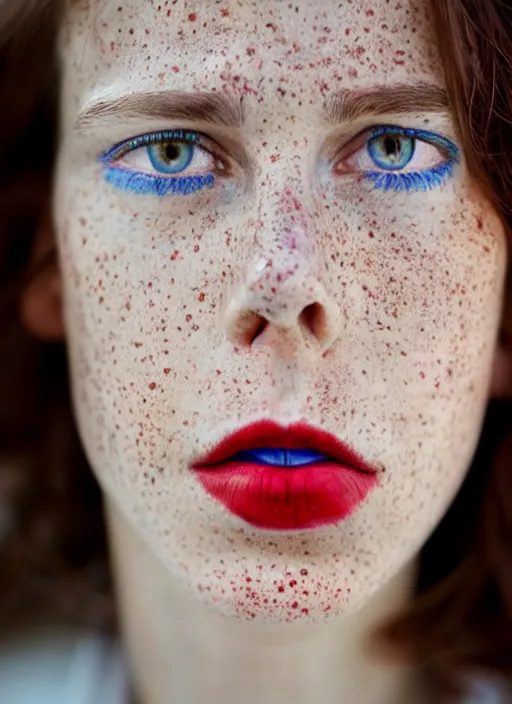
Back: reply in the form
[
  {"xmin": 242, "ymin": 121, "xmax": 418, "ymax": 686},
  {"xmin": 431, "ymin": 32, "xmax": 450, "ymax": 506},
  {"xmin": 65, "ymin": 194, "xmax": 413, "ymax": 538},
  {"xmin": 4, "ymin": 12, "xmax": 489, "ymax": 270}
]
[{"xmin": 191, "ymin": 420, "xmax": 377, "ymax": 474}]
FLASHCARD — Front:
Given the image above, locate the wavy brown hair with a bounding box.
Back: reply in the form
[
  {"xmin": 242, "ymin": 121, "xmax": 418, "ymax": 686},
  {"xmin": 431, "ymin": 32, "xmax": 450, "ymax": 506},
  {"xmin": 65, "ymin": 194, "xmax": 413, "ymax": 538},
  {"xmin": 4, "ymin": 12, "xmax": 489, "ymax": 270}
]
[{"xmin": 1, "ymin": 0, "xmax": 512, "ymax": 699}]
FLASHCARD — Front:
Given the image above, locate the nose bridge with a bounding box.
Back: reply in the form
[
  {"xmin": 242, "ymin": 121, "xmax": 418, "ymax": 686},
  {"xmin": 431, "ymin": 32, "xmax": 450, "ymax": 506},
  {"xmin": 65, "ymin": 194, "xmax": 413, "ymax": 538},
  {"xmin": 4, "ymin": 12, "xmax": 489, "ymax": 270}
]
[
  {"xmin": 254, "ymin": 183, "xmax": 318, "ymax": 280},
  {"xmin": 243, "ymin": 183, "xmax": 323, "ymax": 321}
]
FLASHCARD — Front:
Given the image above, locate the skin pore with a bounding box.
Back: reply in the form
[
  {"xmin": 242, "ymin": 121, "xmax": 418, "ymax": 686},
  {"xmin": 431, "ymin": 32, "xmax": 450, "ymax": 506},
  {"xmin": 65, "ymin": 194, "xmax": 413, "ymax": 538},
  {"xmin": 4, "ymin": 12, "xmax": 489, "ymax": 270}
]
[{"xmin": 22, "ymin": 0, "xmax": 509, "ymax": 701}]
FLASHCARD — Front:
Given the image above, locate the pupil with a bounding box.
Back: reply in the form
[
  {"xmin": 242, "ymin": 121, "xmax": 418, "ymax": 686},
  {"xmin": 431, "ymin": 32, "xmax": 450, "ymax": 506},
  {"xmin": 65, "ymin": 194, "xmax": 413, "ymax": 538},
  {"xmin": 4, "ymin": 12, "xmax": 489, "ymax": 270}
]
[
  {"xmin": 384, "ymin": 136, "xmax": 400, "ymax": 158},
  {"xmin": 164, "ymin": 143, "xmax": 180, "ymax": 162}
]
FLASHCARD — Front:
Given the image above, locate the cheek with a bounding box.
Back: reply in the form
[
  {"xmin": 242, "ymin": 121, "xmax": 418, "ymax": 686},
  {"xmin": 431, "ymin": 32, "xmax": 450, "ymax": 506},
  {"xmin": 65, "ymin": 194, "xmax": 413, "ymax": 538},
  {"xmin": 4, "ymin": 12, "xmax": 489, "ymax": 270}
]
[
  {"xmin": 54, "ymin": 190, "xmax": 230, "ymax": 494},
  {"xmin": 319, "ymin": 186, "xmax": 505, "ymax": 370},
  {"xmin": 313, "ymin": 186, "xmax": 506, "ymax": 507}
]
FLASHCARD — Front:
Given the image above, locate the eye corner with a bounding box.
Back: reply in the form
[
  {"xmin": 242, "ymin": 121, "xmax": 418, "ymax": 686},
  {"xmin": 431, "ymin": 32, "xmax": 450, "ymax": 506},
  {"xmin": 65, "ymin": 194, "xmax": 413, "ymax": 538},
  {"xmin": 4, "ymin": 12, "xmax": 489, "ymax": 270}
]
[{"xmin": 100, "ymin": 143, "xmax": 123, "ymax": 164}]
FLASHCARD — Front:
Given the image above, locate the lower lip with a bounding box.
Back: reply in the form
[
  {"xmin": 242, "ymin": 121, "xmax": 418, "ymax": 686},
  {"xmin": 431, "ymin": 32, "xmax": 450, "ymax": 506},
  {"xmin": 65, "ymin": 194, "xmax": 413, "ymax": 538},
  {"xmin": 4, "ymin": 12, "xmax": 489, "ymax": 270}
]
[{"xmin": 193, "ymin": 462, "xmax": 377, "ymax": 530}]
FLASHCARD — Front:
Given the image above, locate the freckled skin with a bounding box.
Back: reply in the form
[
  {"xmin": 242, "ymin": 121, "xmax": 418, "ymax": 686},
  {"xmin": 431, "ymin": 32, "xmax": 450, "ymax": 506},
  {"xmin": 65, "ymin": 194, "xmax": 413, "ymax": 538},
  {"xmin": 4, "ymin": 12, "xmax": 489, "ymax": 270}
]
[{"xmin": 55, "ymin": 0, "xmax": 506, "ymax": 626}]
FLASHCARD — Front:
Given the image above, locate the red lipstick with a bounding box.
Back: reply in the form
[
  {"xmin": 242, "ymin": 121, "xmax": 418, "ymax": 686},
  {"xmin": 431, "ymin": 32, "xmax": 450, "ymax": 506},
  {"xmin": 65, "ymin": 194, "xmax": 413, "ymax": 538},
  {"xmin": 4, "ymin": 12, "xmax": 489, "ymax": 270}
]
[{"xmin": 191, "ymin": 421, "xmax": 378, "ymax": 531}]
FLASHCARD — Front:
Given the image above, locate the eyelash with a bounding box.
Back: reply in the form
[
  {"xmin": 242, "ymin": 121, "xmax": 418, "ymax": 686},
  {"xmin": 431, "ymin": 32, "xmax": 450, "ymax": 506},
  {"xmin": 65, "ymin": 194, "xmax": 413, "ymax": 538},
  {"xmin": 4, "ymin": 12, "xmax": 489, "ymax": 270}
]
[{"xmin": 100, "ymin": 126, "xmax": 459, "ymax": 198}]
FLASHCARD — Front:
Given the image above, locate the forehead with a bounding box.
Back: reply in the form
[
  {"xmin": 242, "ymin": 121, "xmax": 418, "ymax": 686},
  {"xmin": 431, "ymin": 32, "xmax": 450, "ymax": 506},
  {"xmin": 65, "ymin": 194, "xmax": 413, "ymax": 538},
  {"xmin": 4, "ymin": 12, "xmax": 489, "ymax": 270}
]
[{"xmin": 60, "ymin": 0, "xmax": 444, "ymax": 110}]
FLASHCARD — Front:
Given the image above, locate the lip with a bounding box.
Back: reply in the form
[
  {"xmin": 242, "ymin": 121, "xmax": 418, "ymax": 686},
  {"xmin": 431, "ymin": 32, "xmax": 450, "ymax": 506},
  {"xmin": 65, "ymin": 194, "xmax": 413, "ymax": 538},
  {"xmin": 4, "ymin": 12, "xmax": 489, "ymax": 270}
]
[{"xmin": 191, "ymin": 420, "xmax": 378, "ymax": 531}]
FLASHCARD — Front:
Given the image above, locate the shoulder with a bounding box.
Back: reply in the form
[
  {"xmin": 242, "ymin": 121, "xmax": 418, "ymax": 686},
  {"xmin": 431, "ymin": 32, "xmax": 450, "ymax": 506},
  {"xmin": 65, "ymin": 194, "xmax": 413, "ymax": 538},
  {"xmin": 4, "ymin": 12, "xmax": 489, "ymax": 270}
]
[{"xmin": 0, "ymin": 627, "xmax": 129, "ymax": 704}]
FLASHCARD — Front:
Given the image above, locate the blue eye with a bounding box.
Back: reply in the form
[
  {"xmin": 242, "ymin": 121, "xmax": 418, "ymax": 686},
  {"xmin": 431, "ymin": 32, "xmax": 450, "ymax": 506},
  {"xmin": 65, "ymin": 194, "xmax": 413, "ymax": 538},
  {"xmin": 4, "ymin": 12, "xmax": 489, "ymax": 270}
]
[
  {"xmin": 100, "ymin": 130, "xmax": 218, "ymax": 197},
  {"xmin": 148, "ymin": 141, "xmax": 194, "ymax": 174},
  {"xmin": 368, "ymin": 133, "xmax": 414, "ymax": 171},
  {"xmin": 337, "ymin": 126, "xmax": 460, "ymax": 193}
]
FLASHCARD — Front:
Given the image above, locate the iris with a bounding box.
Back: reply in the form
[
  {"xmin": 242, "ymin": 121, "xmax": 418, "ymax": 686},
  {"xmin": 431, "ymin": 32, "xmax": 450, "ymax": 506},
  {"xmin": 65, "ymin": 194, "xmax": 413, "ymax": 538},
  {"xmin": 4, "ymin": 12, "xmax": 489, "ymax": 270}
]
[
  {"xmin": 148, "ymin": 141, "xmax": 194, "ymax": 174},
  {"xmin": 368, "ymin": 134, "xmax": 414, "ymax": 171}
]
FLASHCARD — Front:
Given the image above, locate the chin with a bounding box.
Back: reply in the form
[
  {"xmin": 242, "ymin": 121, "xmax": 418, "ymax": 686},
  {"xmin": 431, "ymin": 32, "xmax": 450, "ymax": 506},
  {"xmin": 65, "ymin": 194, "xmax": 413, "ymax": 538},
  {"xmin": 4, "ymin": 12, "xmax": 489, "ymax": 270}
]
[{"xmin": 185, "ymin": 570, "xmax": 364, "ymax": 626}]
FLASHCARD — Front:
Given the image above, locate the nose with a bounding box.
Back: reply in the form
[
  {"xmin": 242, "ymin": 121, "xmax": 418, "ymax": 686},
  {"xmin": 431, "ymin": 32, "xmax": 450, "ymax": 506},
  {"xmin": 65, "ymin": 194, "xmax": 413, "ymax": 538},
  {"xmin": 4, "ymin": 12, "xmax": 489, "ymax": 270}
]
[{"xmin": 224, "ymin": 200, "xmax": 342, "ymax": 353}]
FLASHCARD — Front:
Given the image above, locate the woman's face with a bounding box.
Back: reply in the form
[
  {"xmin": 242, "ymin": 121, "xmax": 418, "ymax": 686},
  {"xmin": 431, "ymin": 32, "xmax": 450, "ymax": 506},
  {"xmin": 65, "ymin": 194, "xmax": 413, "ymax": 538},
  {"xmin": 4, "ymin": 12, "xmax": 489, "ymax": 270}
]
[{"xmin": 55, "ymin": 0, "xmax": 506, "ymax": 622}]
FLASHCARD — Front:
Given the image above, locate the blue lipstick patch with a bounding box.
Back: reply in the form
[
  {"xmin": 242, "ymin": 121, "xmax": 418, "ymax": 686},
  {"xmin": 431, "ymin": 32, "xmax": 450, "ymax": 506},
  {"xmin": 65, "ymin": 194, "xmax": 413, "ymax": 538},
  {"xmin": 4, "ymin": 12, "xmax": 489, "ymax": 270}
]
[{"xmin": 231, "ymin": 448, "xmax": 328, "ymax": 467}]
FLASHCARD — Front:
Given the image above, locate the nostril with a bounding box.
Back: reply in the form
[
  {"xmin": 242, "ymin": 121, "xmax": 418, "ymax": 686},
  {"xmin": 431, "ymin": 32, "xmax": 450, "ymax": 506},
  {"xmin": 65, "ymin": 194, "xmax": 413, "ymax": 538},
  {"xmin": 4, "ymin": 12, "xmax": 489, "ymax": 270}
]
[
  {"xmin": 230, "ymin": 311, "xmax": 268, "ymax": 347},
  {"xmin": 250, "ymin": 316, "xmax": 268, "ymax": 345},
  {"xmin": 299, "ymin": 302, "xmax": 326, "ymax": 342}
]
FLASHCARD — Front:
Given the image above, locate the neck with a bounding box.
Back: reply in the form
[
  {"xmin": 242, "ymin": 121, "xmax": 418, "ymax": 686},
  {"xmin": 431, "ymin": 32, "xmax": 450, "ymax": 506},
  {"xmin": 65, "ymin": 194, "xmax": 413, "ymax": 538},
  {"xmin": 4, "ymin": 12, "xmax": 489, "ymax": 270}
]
[{"xmin": 105, "ymin": 501, "xmax": 426, "ymax": 704}]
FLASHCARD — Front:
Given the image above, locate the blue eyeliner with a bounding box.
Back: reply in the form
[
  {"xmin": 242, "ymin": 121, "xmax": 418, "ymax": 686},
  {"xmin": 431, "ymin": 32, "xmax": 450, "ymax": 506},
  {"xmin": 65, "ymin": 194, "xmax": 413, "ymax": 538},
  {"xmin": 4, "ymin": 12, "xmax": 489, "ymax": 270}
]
[
  {"xmin": 365, "ymin": 161, "xmax": 455, "ymax": 192},
  {"xmin": 363, "ymin": 126, "xmax": 459, "ymax": 193},
  {"xmin": 104, "ymin": 168, "xmax": 215, "ymax": 196},
  {"xmin": 100, "ymin": 129, "xmax": 215, "ymax": 197}
]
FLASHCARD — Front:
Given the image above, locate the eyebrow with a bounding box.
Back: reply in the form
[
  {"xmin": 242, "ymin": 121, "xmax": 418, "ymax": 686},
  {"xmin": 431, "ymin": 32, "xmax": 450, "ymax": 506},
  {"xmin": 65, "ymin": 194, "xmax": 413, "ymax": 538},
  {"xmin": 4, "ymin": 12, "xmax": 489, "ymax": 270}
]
[
  {"xmin": 75, "ymin": 91, "xmax": 245, "ymax": 131},
  {"xmin": 74, "ymin": 83, "xmax": 449, "ymax": 132},
  {"xmin": 325, "ymin": 83, "xmax": 449, "ymax": 124}
]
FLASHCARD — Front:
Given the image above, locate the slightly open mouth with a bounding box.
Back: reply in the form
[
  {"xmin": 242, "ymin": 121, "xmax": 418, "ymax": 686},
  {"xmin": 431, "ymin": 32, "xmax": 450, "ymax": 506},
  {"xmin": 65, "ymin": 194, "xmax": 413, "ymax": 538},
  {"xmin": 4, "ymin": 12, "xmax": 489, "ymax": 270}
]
[{"xmin": 229, "ymin": 448, "xmax": 331, "ymax": 467}]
